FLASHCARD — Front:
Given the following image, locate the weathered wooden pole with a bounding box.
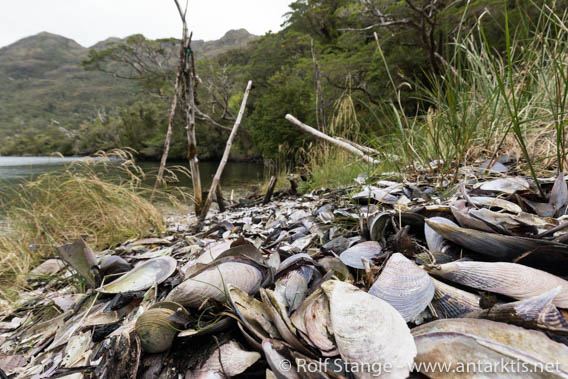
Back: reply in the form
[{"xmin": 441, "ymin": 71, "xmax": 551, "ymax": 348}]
[{"xmin": 199, "ymin": 80, "xmax": 253, "ymax": 221}]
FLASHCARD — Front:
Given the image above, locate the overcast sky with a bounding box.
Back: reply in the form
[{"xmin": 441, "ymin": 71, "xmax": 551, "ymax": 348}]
[{"xmin": 0, "ymin": 0, "xmax": 293, "ymax": 48}]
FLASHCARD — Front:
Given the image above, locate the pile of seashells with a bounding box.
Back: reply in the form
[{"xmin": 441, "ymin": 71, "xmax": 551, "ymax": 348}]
[{"xmin": 1, "ymin": 167, "xmax": 568, "ymax": 378}]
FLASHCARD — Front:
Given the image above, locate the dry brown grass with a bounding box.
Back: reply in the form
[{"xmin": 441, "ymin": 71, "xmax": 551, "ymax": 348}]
[{"xmin": 0, "ymin": 150, "xmax": 189, "ymax": 300}]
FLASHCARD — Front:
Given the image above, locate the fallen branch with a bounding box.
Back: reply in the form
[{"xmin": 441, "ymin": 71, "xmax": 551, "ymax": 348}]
[
  {"xmin": 336, "ymin": 137, "xmax": 380, "ymax": 156},
  {"xmin": 199, "ymin": 80, "xmax": 253, "ymax": 221},
  {"xmin": 285, "ymin": 114, "xmax": 380, "ymax": 165}
]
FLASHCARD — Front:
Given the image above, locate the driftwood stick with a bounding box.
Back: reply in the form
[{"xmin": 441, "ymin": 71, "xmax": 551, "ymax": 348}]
[
  {"xmin": 200, "ymin": 80, "xmax": 253, "ymax": 221},
  {"xmin": 336, "ymin": 137, "xmax": 380, "ymax": 155},
  {"xmin": 285, "ymin": 114, "xmax": 380, "ymax": 165},
  {"xmin": 263, "ymin": 176, "xmax": 278, "ymax": 205}
]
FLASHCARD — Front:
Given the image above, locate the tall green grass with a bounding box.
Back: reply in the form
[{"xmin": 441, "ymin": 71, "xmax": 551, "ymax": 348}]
[
  {"xmin": 0, "ymin": 150, "xmax": 190, "ymax": 299},
  {"xmin": 371, "ymin": 3, "xmax": 568, "ymax": 183}
]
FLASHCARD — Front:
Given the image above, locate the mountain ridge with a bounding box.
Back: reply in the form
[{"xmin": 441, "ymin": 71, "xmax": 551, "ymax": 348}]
[{"xmin": 0, "ymin": 29, "xmax": 258, "ymax": 152}]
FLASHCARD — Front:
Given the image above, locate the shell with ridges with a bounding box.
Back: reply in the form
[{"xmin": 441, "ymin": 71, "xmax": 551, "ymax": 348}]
[
  {"xmin": 369, "ymin": 253, "xmax": 435, "ymax": 322},
  {"xmin": 322, "ymin": 280, "xmax": 416, "ymax": 379},
  {"xmin": 426, "ymin": 261, "xmax": 568, "ymax": 308},
  {"xmin": 339, "ymin": 241, "xmax": 383, "ymax": 269},
  {"xmin": 190, "ymin": 340, "xmax": 261, "ymax": 378},
  {"xmin": 166, "ymin": 262, "xmax": 262, "ymax": 308},
  {"xmin": 430, "ymin": 278, "xmax": 482, "ymax": 318}
]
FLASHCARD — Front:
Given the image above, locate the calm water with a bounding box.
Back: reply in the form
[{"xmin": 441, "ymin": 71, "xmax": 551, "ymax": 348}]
[{"xmin": 0, "ymin": 156, "xmax": 265, "ymax": 200}]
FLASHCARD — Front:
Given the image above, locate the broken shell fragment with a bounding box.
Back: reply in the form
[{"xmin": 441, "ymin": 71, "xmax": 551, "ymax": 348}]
[
  {"xmin": 462, "ymin": 287, "xmax": 568, "ymax": 334},
  {"xmin": 412, "ymin": 318, "xmax": 568, "ymax": 377},
  {"xmin": 322, "ymin": 280, "xmax": 416, "ymax": 378},
  {"xmin": 339, "ymin": 241, "xmax": 383, "ymax": 269},
  {"xmin": 56, "ymin": 238, "xmax": 99, "ymax": 287},
  {"xmin": 98, "ymin": 256, "xmax": 177, "ymax": 294},
  {"xmin": 189, "ymin": 340, "xmax": 261, "ymax": 378},
  {"xmin": 369, "ymin": 253, "xmax": 435, "ymax": 322},
  {"xmin": 426, "ymin": 261, "xmax": 568, "ymax": 308},
  {"xmin": 166, "ymin": 262, "xmax": 263, "ymax": 308},
  {"xmin": 430, "ymin": 278, "xmax": 482, "ymax": 318}
]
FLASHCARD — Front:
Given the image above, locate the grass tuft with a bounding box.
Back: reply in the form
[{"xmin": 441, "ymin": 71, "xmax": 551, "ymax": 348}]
[{"xmin": 0, "ymin": 149, "xmax": 189, "ymax": 299}]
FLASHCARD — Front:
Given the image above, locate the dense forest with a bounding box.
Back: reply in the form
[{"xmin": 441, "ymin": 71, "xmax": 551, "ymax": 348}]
[{"xmin": 2, "ymin": 0, "xmax": 566, "ymax": 166}]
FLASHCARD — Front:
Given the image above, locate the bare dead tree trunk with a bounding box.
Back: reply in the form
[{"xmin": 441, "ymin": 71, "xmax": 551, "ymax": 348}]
[
  {"xmin": 311, "ymin": 38, "xmax": 326, "ymax": 133},
  {"xmin": 173, "ymin": 0, "xmax": 203, "ymax": 214},
  {"xmin": 185, "ymin": 34, "xmax": 203, "ymax": 214},
  {"xmin": 285, "ymin": 114, "xmax": 380, "ymax": 165},
  {"xmin": 151, "ymin": 37, "xmax": 185, "ymax": 200},
  {"xmin": 199, "ymin": 80, "xmax": 253, "ymax": 221}
]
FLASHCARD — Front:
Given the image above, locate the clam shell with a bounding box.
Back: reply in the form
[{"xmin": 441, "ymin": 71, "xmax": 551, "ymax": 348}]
[
  {"xmin": 98, "ymin": 256, "xmax": 177, "ymax": 294},
  {"xmin": 260, "ymin": 288, "xmax": 312, "ymax": 356},
  {"xmin": 430, "ymin": 278, "xmax": 482, "ymax": 318},
  {"xmin": 368, "ymin": 213, "xmax": 391, "ymax": 241},
  {"xmin": 412, "ymin": 319, "xmax": 568, "ymax": 378},
  {"xmin": 339, "ymin": 241, "xmax": 383, "ymax": 269},
  {"xmin": 550, "ymin": 172, "xmax": 568, "ymax": 216},
  {"xmin": 425, "ymin": 218, "xmax": 567, "ymax": 260},
  {"xmin": 304, "ymin": 292, "xmax": 337, "ymax": 356},
  {"xmin": 99, "ymin": 255, "xmax": 133, "ymax": 277},
  {"xmin": 262, "ymin": 339, "xmax": 300, "ymax": 379},
  {"xmin": 477, "ymin": 176, "xmax": 530, "ymax": 194},
  {"xmin": 317, "ymin": 257, "xmax": 352, "ymax": 282},
  {"xmin": 426, "ymin": 261, "xmax": 568, "ymax": 308},
  {"xmin": 451, "ymin": 201, "xmax": 494, "ymax": 232},
  {"xmin": 166, "ymin": 262, "xmax": 262, "ymax": 308},
  {"xmin": 135, "ymin": 307, "xmax": 177, "ymax": 353},
  {"xmin": 322, "ymin": 280, "xmax": 416, "ymax": 378},
  {"xmin": 468, "ymin": 196, "xmax": 522, "ymax": 214},
  {"xmin": 274, "ymin": 267, "xmax": 312, "ymax": 312},
  {"xmin": 228, "ymin": 285, "xmax": 280, "ymax": 340},
  {"xmin": 424, "ymin": 217, "xmax": 459, "ymax": 252},
  {"xmin": 191, "ymin": 340, "xmax": 261, "ymax": 378},
  {"xmin": 368, "ymin": 253, "xmax": 435, "ymax": 322}
]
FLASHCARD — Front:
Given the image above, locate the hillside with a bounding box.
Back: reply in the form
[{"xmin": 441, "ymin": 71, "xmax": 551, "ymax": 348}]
[{"xmin": 0, "ymin": 29, "xmax": 257, "ymax": 153}]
